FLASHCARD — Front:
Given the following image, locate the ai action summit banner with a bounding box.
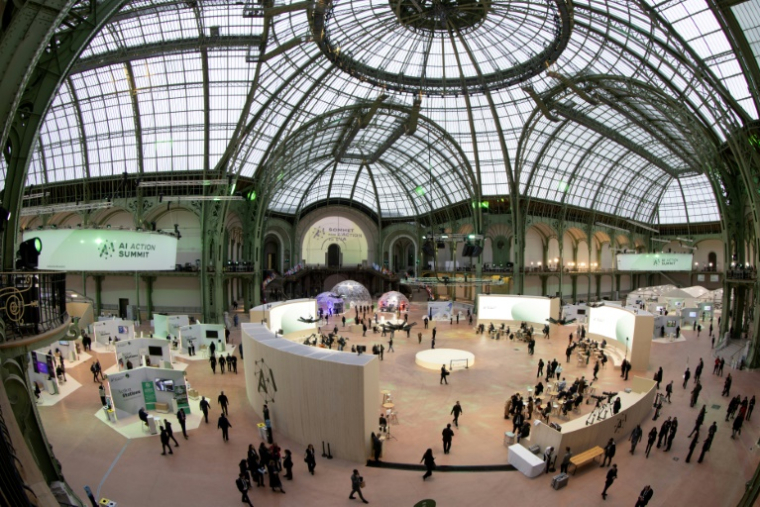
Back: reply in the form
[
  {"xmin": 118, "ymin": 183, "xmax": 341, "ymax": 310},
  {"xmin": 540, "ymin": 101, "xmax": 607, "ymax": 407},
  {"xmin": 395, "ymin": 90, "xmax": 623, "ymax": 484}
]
[
  {"xmin": 616, "ymin": 253, "xmax": 693, "ymax": 272},
  {"xmin": 23, "ymin": 229, "xmax": 178, "ymax": 271},
  {"xmin": 301, "ymin": 216, "xmax": 368, "ymax": 265}
]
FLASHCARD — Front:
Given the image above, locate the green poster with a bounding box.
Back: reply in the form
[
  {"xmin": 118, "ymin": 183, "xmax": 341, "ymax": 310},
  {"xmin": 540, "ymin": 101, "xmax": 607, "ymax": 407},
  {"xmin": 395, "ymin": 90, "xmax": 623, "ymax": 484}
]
[
  {"xmin": 142, "ymin": 381, "xmax": 156, "ymax": 410},
  {"xmin": 174, "ymin": 385, "xmax": 190, "ymax": 414}
]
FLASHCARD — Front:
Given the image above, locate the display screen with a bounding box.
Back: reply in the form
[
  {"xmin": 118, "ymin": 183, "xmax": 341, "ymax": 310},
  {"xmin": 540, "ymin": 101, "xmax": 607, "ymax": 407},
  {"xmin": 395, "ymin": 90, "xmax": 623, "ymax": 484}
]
[
  {"xmin": 206, "ymin": 330, "xmax": 219, "ymax": 339},
  {"xmin": 666, "ymin": 320, "xmax": 677, "ymax": 327},
  {"xmin": 588, "ymin": 306, "xmax": 636, "ymax": 344},
  {"xmin": 59, "ymin": 340, "xmax": 70, "ymax": 346},
  {"xmin": 689, "ymin": 312, "xmax": 697, "ymax": 318},
  {"xmin": 577, "ymin": 309, "xmax": 586, "ymax": 315},
  {"xmin": 148, "ymin": 346, "xmax": 163, "ymax": 356},
  {"xmin": 301, "ymin": 216, "xmax": 368, "ymax": 265},
  {"xmin": 478, "ymin": 295, "xmax": 553, "ymax": 325},
  {"xmin": 616, "ymin": 253, "xmax": 693, "ymax": 271},
  {"xmin": 704, "ymin": 306, "xmax": 712, "ymax": 311},
  {"xmin": 155, "ymin": 378, "xmax": 175, "ymax": 392}
]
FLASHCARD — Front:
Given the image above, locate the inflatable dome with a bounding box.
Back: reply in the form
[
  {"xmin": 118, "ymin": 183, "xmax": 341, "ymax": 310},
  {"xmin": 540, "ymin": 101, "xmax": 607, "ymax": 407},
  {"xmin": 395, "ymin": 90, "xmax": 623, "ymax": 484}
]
[
  {"xmin": 316, "ymin": 292, "xmax": 344, "ymax": 315},
  {"xmin": 331, "ymin": 280, "xmax": 372, "ymax": 309},
  {"xmin": 378, "ymin": 291, "xmax": 409, "ymax": 312}
]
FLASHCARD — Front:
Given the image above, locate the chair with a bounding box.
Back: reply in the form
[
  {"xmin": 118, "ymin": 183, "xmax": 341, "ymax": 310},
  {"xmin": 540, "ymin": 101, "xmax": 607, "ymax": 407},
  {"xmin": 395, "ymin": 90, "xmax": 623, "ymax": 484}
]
[{"xmin": 389, "ymin": 411, "xmax": 399, "ymax": 425}]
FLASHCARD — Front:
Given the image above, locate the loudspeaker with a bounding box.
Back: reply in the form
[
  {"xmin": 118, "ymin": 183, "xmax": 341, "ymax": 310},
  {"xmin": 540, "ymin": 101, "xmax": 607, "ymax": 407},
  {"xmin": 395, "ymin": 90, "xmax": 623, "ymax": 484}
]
[
  {"xmin": 470, "ymin": 245, "xmax": 483, "ymax": 257},
  {"xmin": 437, "ymin": 242, "xmax": 445, "ymax": 249},
  {"xmin": 506, "ymin": 262, "xmax": 514, "ymax": 268},
  {"xmin": 422, "ymin": 242, "xmax": 435, "ymax": 256},
  {"xmin": 462, "ymin": 244, "xmax": 473, "ymax": 257}
]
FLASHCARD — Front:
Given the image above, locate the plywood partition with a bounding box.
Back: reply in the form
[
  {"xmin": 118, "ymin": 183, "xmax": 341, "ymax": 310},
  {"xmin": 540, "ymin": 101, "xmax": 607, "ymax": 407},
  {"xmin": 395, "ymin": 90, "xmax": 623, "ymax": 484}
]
[
  {"xmin": 242, "ymin": 323, "xmax": 379, "ymax": 463},
  {"xmin": 530, "ymin": 377, "xmax": 657, "ymax": 464}
]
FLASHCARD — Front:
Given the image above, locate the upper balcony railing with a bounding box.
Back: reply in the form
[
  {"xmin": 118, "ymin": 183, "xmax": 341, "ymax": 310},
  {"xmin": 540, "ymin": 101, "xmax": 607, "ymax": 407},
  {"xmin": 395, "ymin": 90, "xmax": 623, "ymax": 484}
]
[{"xmin": 0, "ymin": 271, "xmax": 67, "ymax": 342}]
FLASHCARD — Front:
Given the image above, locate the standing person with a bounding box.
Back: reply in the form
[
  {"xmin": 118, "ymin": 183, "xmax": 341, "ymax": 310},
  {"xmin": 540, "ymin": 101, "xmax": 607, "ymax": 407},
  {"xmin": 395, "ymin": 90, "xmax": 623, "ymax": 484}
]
[
  {"xmin": 236, "ymin": 473, "xmax": 254, "ymax": 507},
  {"xmin": 388, "ymin": 337, "xmax": 394, "ymax": 353},
  {"xmin": 601, "ymin": 438, "xmax": 615, "ymax": 467},
  {"xmin": 248, "ymin": 445, "xmax": 263, "ymax": 488},
  {"xmin": 665, "ymin": 417, "xmax": 678, "ymax": 451},
  {"xmin": 209, "ymin": 354, "xmax": 217, "ymax": 374},
  {"xmin": 218, "ymin": 391, "xmax": 229, "ymax": 416},
  {"xmin": 165, "ymin": 420, "xmax": 180, "ymax": 447},
  {"xmin": 748, "ymin": 395, "xmax": 756, "ymax": 420},
  {"xmin": 719, "ymin": 357, "xmax": 725, "ymax": 376},
  {"xmin": 537, "ymin": 359, "xmax": 545, "ymax": 378},
  {"xmin": 601, "ymin": 464, "xmax": 618, "ymax": 500},
  {"xmin": 629, "ymin": 425, "xmax": 643, "ymax": 454},
  {"xmin": 199, "ymin": 396, "xmax": 210, "ymax": 423},
  {"xmin": 682, "ymin": 367, "xmax": 690, "ymax": 389},
  {"xmin": 695, "ymin": 358, "xmax": 704, "ymax": 383},
  {"xmin": 645, "ymin": 427, "xmax": 657, "ymax": 458},
  {"xmin": 690, "ymin": 381, "xmax": 702, "ymax": 408},
  {"xmin": 218, "ymin": 413, "xmax": 232, "ymax": 442},
  {"xmin": 159, "ymin": 426, "xmax": 173, "ymax": 455},
  {"xmin": 283, "ymin": 450, "xmax": 293, "ymax": 480},
  {"xmin": 342, "ymin": 315, "xmax": 346, "ymax": 328},
  {"xmin": 664, "ymin": 381, "xmax": 673, "ymax": 403},
  {"xmin": 655, "ymin": 366, "xmax": 663, "ymax": 390},
  {"xmin": 418, "ymin": 332, "xmax": 422, "ymax": 344},
  {"xmin": 267, "ymin": 459, "xmax": 285, "ymax": 493},
  {"xmin": 349, "ymin": 469, "xmax": 368, "ymax": 503},
  {"xmin": 593, "ymin": 360, "xmax": 600, "ymax": 381},
  {"xmin": 98, "ymin": 384, "xmax": 106, "ymax": 406},
  {"xmin": 635, "ymin": 485, "xmax": 654, "ymax": 507},
  {"xmin": 305, "ymin": 444, "xmax": 317, "ymax": 475},
  {"xmin": 657, "ymin": 417, "xmax": 671, "ymax": 448},
  {"xmin": 421, "ymin": 448, "xmax": 436, "ymax": 480},
  {"xmin": 543, "ymin": 446, "xmax": 554, "ymax": 474},
  {"xmin": 722, "ymin": 373, "xmax": 732, "ymax": 397},
  {"xmin": 688, "ymin": 405, "xmax": 706, "ymax": 437},
  {"xmin": 176, "ymin": 409, "xmax": 188, "ymax": 439},
  {"xmin": 451, "ymin": 401, "xmax": 463, "ymax": 427},
  {"xmin": 209, "ymin": 341, "xmax": 216, "ymax": 357},
  {"xmin": 685, "ymin": 428, "xmax": 700, "ymax": 463},
  {"xmin": 90, "ymin": 361, "xmax": 100, "ymax": 383},
  {"xmin": 442, "ymin": 424, "xmax": 454, "ymax": 454},
  {"xmin": 219, "ymin": 354, "xmax": 226, "ymax": 374},
  {"xmin": 424, "ymin": 316, "xmax": 428, "ymax": 329},
  {"xmin": 713, "ymin": 357, "xmax": 720, "ymax": 375},
  {"xmin": 440, "ymin": 364, "xmax": 449, "ymax": 384},
  {"xmin": 731, "ymin": 412, "xmax": 745, "ymax": 439},
  {"xmin": 560, "ymin": 447, "xmax": 573, "ymax": 474}
]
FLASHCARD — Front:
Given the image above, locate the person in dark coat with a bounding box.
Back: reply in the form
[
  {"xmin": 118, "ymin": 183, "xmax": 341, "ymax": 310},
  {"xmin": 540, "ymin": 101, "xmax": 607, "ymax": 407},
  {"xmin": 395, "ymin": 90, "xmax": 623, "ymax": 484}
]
[
  {"xmin": 690, "ymin": 381, "xmax": 702, "ymax": 407},
  {"xmin": 159, "ymin": 426, "xmax": 173, "ymax": 455},
  {"xmin": 601, "ymin": 464, "xmax": 617, "ymax": 500},
  {"xmin": 267, "ymin": 459, "xmax": 285, "ymax": 493},
  {"xmin": 218, "ymin": 391, "xmax": 229, "ymax": 416},
  {"xmin": 689, "ymin": 405, "xmax": 706, "ymax": 437},
  {"xmin": 731, "ymin": 412, "xmax": 745, "ymax": 438},
  {"xmin": 665, "ymin": 417, "xmax": 678, "ymax": 451},
  {"xmin": 165, "ymin": 420, "xmax": 180, "ymax": 447},
  {"xmin": 685, "ymin": 428, "xmax": 700, "ymax": 463},
  {"xmin": 440, "ymin": 364, "xmax": 449, "ymax": 384},
  {"xmin": 629, "ymin": 425, "xmax": 643, "ymax": 454},
  {"xmin": 635, "ymin": 485, "xmax": 654, "ymax": 507},
  {"xmin": 601, "ymin": 438, "xmax": 615, "ymax": 467},
  {"xmin": 349, "ymin": 469, "xmax": 368, "ymax": 503},
  {"xmin": 199, "ymin": 396, "xmax": 210, "ymax": 423},
  {"xmin": 451, "ymin": 401, "xmax": 463, "ymax": 427},
  {"xmin": 209, "ymin": 355, "xmax": 217, "ymax": 374},
  {"xmin": 421, "ymin": 448, "xmax": 436, "ymax": 480},
  {"xmin": 722, "ymin": 373, "xmax": 732, "ymax": 397},
  {"xmin": 236, "ymin": 473, "xmax": 254, "ymax": 507},
  {"xmin": 657, "ymin": 417, "xmax": 671, "ymax": 448},
  {"xmin": 283, "ymin": 449, "xmax": 293, "ymax": 480},
  {"xmin": 442, "ymin": 424, "xmax": 454, "ymax": 454},
  {"xmin": 682, "ymin": 367, "xmax": 690, "ymax": 388},
  {"xmin": 218, "ymin": 413, "xmax": 232, "ymax": 441},
  {"xmin": 219, "ymin": 354, "xmax": 226, "ymax": 374},
  {"xmin": 176, "ymin": 409, "xmax": 188, "ymax": 439},
  {"xmin": 645, "ymin": 427, "xmax": 657, "ymax": 458},
  {"xmin": 248, "ymin": 444, "xmax": 264, "ymax": 487},
  {"xmin": 304, "ymin": 444, "xmax": 316, "ymax": 475}
]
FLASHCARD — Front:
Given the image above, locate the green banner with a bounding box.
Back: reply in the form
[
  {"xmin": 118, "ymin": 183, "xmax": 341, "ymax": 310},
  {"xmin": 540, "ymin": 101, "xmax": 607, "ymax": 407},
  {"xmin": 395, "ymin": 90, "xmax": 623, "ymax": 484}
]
[
  {"xmin": 142, "ymin": 381, "xmax": 156, "ymax": 411},
  {"xmin": 174, "ymin": 385, "xmax": 190, "ymax": 414}
]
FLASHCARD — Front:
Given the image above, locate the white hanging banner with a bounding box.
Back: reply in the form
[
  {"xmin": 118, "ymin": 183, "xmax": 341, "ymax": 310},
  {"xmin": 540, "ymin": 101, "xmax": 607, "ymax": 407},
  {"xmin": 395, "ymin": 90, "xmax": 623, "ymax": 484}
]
[
  {"xmin": 23, "ymin": 230, "xmax": 178, "ymax": 271},
  {"xmin": 616, "ymin": 253, "xmax": 693, "ymax": 272}
]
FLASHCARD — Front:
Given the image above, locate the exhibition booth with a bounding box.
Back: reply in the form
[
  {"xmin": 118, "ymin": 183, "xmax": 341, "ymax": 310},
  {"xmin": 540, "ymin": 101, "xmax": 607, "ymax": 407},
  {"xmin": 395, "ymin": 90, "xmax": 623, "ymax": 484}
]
[
  {"xmin": 316, "ymin": 292, "xmax": 344, "ymax": 315},
  {"xmin": 331, "ymin": 280, "xmax": 372, "ymax": 309},
  {"xmin": 587, "ymin": 304, "xmax": 654, "ymax": 371},
  {"xmin": 527, "ymin": 376, "xmax": 657, "ymax": 473},
  {"xmin": 428, "ymin": 301, "xmax": 474, "ymax": 322},
  {"xmin": 106, "ymin": 366, "xmax": 189, "ymax": 421},
  {"xmin": 625, "ymin": 284, "xmax": 677, "ymax": 307},
  {"xmin": 377, "ymin": 291, "xmax": 409, "ymax": 312},
  {"xmin": 562, "ymin": 304, "xmax": 588, "ymax": 324},
  {"xmin": 28, "ymin": 348, "xmax": 85, "ymax": 405},
  {"xmin": 177, "ymin": 323, "xmax": 226, "ymax": 356},
  {"xmin": 249, "ymin": 299, "xmax": 318, "ymax": 340},
  {"xmin": 153, "ymin": 314, "xmax": 191, "ymax": 339},
  {"xmin": 114, "ymin": 338, "xmax": 173, "ymax": 371},
  {"xmin": 92, "ymin": 318, "xmax": 136, "ymax": 348},
  {"xmin": 476, "ymin": 295, "xmax": 560, "ymax": 328},
  {"xmin": 242, "ymin": 323, "xmax": 379, "ymax": 462}
]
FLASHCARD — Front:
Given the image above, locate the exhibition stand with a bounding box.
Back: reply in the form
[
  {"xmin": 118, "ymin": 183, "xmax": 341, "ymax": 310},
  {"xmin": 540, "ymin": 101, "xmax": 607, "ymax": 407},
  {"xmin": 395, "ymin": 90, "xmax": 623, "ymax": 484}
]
[
  {"xmin": 562, "ymin": 304, "xmax": 588, "ymax": 324},
  {"xmin": 476, "ymin": 295, "xmax": 560, "ymax": 328},
  {"xmin": 331, "ymin": 280, "xmax": 372, "ymax": 309},
  {"xmin": 113, "ymin": 338, "xmax": 174, "ymax": 371},
  {"xmin": 249, "ymin": 299, "xmax": 318, "ymax": 339},
  {"xmin": 242, "ymin": 323, "xmax": 379, "ymax": 463},
  {"xmin": 177, "ymin": 323, "xmax": 226, "ymax": 356},
  {"xmin": 27, "ymin": 350, "xmax": 84, "ymax": 406},
  {"xmin": 316, "ymin": 292, "xmax": 344, "ymax": 315},
  {"xmin": 378, "ymin": 291, "xmax": 409, "ymax": 312},
  {"xmin": 587, "ymin": 305, "xmax": 654, "ymax": 371},
  {"xmin": 92, "ymin": 318, "xmax": 135, "ymax": 349},
  {"xmin": 427, "ymin": 301, "xmax": 473, "ymax": 322},
  {"xmin": 106, "ymin": 366, "xmax": 188, "ymax": 420},
  {"xmin": 152, "ymin": 314, "xmax": 190, "ymax": 339},
  {"xmin": 530, "ymin": 377, "xmax": 657, "ymax": 467}
]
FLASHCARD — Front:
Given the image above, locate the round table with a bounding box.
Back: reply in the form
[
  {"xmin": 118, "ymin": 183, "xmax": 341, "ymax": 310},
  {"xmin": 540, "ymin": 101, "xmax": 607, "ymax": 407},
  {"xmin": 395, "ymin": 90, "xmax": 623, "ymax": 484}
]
[
  {"xmin": 382, "ymin": 403, "xmax": 395, "ymax": 410},
  {"xmin": 546, "ymin": 390, "xmax": 559, "ymax": 399}
]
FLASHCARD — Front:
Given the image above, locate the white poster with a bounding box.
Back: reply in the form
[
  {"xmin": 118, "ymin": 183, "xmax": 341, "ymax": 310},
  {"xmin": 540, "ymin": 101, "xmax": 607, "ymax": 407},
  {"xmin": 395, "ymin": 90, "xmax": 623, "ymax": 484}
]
[
  {"xmin": 301, "ymin": 217, "xmax": 368, "ymax": 265},
  {"xmin": 616, "ymin": 253, "xmax": 693, "ymax": 271},
  {"xmin": 107, "ymin": 371, "xmax": 146, "ymax": 415},
  {"xmin": 23, "ymin": 229, "xmax": 178, "ymax": 271},
  {"xmin": 588, "ymin": 306, "xmax": 636, "ymax": 345},
  {"xmin": 477, "ymin": 295, "xmax": 553, "ymax": 325},
  {"xmin": 428, "ymin": 301, "xmax": 453, "ymax": 321}
]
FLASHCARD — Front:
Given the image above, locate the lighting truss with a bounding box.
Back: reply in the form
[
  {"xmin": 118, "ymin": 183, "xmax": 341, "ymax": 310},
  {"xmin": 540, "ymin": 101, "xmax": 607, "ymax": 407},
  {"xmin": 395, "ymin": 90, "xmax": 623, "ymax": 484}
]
[
  {"xmin": 595, "ymin": 222, "xmax": 630, "ymax": 233},
  {"xmin": 138, "ymin": 179, "xmax": 229, "ymax": 188},
  {"xmin": 407, "ymin": 276, "xmax": 505, "ymax": 287},
  {"xmin": 650, "ymin": 238, "xmax": 670, "ymax": 243},
  {"xmin": 676, "ymin": 237, "xmax": 694, "ymax": 242},
  {"xmin": 421, "ymin": 233, "xmax": 484, "ymax": 241},
  {"xmin": 23, "ymin": 192, "xmax": 49, "ymax": 200},
  {"xmin": 20, "ymin": 201, "xmax": 113, "ymax": 216},
  {"xmin": 161, "ymin": 195, "xmax": 244, "ymax": 202},
  {"xmin": 624, "ymin": 219, "xmax": 660, "ymax": 233}
]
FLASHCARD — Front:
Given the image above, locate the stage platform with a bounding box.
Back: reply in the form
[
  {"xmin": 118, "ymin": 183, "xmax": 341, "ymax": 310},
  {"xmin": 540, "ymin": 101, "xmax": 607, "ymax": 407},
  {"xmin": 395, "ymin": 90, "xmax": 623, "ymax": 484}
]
[{"xmin": 415, "ymin": 348, "xmax": 475, "ymax": 370}]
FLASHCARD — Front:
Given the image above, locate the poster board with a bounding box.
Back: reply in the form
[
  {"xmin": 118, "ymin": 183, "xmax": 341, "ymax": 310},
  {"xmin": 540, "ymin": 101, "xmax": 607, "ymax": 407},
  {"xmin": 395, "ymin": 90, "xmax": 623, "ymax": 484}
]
[
  {"xmin": 476, "ymin": 295, "xmax": 559, "ymax": 326},
  {"xmin": 93, "ymin": 319, "xmax": 135, "ymax": 345}
]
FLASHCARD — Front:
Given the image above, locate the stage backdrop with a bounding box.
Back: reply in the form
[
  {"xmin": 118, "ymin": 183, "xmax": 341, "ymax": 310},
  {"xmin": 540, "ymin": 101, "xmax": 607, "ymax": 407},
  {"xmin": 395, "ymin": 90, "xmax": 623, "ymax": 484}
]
[
  {"xmin": 588, "ymin": 305, "xmax": 654, "ymax": 370},
  {"xmin": 301, "ymin": 216, "xmax": 368, "ymax": 265},
  {"xmin": 477, "ymin": 295, "xmax": 559, "ymax": 326},
  {"xmin": 23, "ymin": 229, "xmax": 178, "ymax": 271},
  {"xmin": 616, "ymin": 253, "xmax": 693, "ymax": 271}
]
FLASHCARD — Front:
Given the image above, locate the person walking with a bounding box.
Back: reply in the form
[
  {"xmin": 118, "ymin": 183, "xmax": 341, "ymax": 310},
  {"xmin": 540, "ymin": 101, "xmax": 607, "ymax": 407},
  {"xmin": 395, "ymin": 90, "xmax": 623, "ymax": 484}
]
[
  {"xmin": 200, "ymin": 396, "xmax": 210, "ymax": 423},
  {"xmin": 645, "ymin": 427, "xmax": 657, "ymax": 458},
  {"xmin": 690, "ymin": 381, "xmax": 702, "ymax": 408},
  {"xmin": 629, "ymin": 425, "xmax": 643, "ymax": 454},
  {"xmin": 440, "ymin": 364, "xmax": 449, "ymax": 384},
  {"xmin": 218, "ymin": 413, "xmax": 232, "ymax": 442},
  {"xmin": 537, "ymin": 359, "xmax": 544, "ymax": 378},
  {"xmin": 165, "ymin": 420, "xmax": 180, "ymax": 447},
  {"xmin": 543, "ymin": 445, "xmax": 554, "ymax": 474},
  {"xmin": 305, "ymin": 444, "xmax": 317, "ymax": 475},
  {"xmin": 159, "ymin": 426, "xmax": 173, "ymax": 455},
  {"xmin": 657, "ymin": 418, "xmax": 671, "ymax": 448},
  {"xmin": 635, "ymin": 485, "xmax": 654, "ymax": 507},
  {"xmin": 349, "ymin": 469, "xmax": 368, "ymax": 503},
  {"xmin": 732, "ymin": 412, "xmax": 745, "ymax": 439},
  {"xmin": 722, "ymin": 374, "xmax": 732, "ymax": 397},
  {"xmin": 442, "ymin": 424, "xmax": 454, "ymax": 454},
  {"xmin": 748, "ymin": 395, "xmax": 756, "ymax": 420},
  {"xmin": 236, "ymin": 473, "xmax": 254, "ymax": 507},
  {"xmin": 698, "ymin": 423, "xmax": 717, "ymax": 463},
  {"xmin": 601, "ymin": 464, "xmax": 618, "ymax": 500},
  {"xmin": 685, "ymin": 428, "xmax": 700, "ymax": 463},
  {"xmin": 209, "ymin": 355, "xmax": 217, "ymax": 374},
  {"xmin": 451, "ymin": 401, "xmax": 463, "ymax": 427},
  {"xmin": 218, "ymin": 391, "xmax": 229, "ymax": 416},
  {"xmin": 219, "ymin": 354, "xmax": 226, "ymax": 374},
  {"xmin": 421, "ymin": 448, "xmax": 436, "ymax": 480},
  {"xmin": 688, "ymin": 405, "xmax": 706, "ymax": 437},
  {"xmin": 664, "ymin": 381, "xmax": 673, "ymax": 403},
  {"xmin": 560, "ymin": 447, "xmax": 573, "ymax": 474},
  {"xmin": 695, "ymin": 358, "xmax": 704, "ymax": 383},
  {"xmin": 665, "ymin": 417, "xmax": 678, "ymax": 451},
  {"xmin": 177, "ymin": 409, "xmax": 188, "ymax": 439},
  {"xmin": 682, "ymin": 367, "xmax": 690, "ymax": 389},
  {"xmin": 601, "ymin": 438, "xmax": 615, "ymax": 467},
  {"xmin": 283, "ymin": 450, "xmax": 293, "ymax": 480}
]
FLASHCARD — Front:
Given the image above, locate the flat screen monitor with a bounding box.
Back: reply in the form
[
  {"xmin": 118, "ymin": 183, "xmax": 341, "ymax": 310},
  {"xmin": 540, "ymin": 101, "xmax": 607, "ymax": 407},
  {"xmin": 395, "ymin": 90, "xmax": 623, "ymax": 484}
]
[
  {"xmin": 155, "ymin": 378, "xmax": 174, "ymax": 392},
  {"xmin": 577, "ymin": 309, "xmax": 586, "ymax": 315},
  {"xmin": 58, "ymin": 340, "xmax": 70, "ymax": 346},
  {"xmin": 666, "ymin": 320, "xmax": 677, "ymax": 328},
  {"xmin": 674, "ymin": 301, "xmax": 682, "ymax": 307},
  {"xmin": 704, "ymin": 306, "xmax": 712, "ymax": 311},
  {"xmin": 206, "ymin": 329, "xmax": 219, "ymax": 339},
  {"xmin": 689, "ymin": 312, "xmax": 697, "ymax": 318},
  {"xmin": 148, "ymin": 345, "xmax": 163, "ymax": 356}
]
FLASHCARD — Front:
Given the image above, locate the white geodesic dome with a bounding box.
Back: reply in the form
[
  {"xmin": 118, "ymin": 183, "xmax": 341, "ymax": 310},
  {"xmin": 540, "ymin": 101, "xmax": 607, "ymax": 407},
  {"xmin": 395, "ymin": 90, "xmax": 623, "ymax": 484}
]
[
  {"xmin": 331, "ymin": 280, "xmax": 372, "ymax": 309},
  {"xmin": 377, "ymin": 291, "xmax": 409, "ymax": 312}
]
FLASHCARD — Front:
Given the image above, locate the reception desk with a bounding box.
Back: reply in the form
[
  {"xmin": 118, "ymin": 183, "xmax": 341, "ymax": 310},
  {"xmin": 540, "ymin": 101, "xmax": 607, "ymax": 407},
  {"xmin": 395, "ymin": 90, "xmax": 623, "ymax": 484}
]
[{"xmin": 530, "ymin": 377, "xmax": 657, "ymax": 465}]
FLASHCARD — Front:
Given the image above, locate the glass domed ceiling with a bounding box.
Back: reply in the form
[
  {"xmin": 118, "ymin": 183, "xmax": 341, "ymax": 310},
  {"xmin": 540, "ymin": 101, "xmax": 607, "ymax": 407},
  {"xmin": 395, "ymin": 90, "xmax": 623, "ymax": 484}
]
[{"xmin": 310, "ymin": 0, "xmax": 574, "ymax": 94}]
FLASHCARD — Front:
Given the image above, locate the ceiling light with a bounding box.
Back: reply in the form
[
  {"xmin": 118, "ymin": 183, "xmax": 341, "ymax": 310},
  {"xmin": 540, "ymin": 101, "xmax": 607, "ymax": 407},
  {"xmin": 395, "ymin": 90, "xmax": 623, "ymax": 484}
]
[
  {"xmin": 20, "ymin": 201, "xmax": 113, "ymax": 216},
  {"xmin": 624, "ymin": 219, "xmax": 659, "ymax": 233},
  {"xmin": 595, "ymin": 222, "xmax": 629, "ymax": 233}
]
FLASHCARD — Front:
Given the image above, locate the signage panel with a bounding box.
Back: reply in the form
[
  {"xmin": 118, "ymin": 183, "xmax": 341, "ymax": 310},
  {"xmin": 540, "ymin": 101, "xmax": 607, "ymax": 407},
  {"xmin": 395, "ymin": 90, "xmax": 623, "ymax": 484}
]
[{"xmin": 616, "ymin": 253, "xmax": 693, "ymax": 272}]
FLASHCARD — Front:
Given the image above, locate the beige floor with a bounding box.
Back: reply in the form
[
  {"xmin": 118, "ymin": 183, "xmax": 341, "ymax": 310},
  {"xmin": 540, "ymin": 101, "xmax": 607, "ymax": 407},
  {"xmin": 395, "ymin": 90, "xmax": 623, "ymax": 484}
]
[{"xmin": 39, "ymin": 303, "xmax": 759, "ymax": 507}]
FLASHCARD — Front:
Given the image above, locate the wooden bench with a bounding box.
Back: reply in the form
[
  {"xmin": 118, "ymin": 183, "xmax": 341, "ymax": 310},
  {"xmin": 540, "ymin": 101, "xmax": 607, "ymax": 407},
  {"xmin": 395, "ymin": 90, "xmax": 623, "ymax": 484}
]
[{"xmin": 569, "ymin": 446, "xmax": 604, "ymax": 475}]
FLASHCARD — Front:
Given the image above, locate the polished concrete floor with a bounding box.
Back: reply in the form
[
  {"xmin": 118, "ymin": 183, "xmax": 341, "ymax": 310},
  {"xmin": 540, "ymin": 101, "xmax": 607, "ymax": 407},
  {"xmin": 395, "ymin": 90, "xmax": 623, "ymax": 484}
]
[{"xmin": 39, "ymin": 303, "xmax": 759, "ymax": 507}]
